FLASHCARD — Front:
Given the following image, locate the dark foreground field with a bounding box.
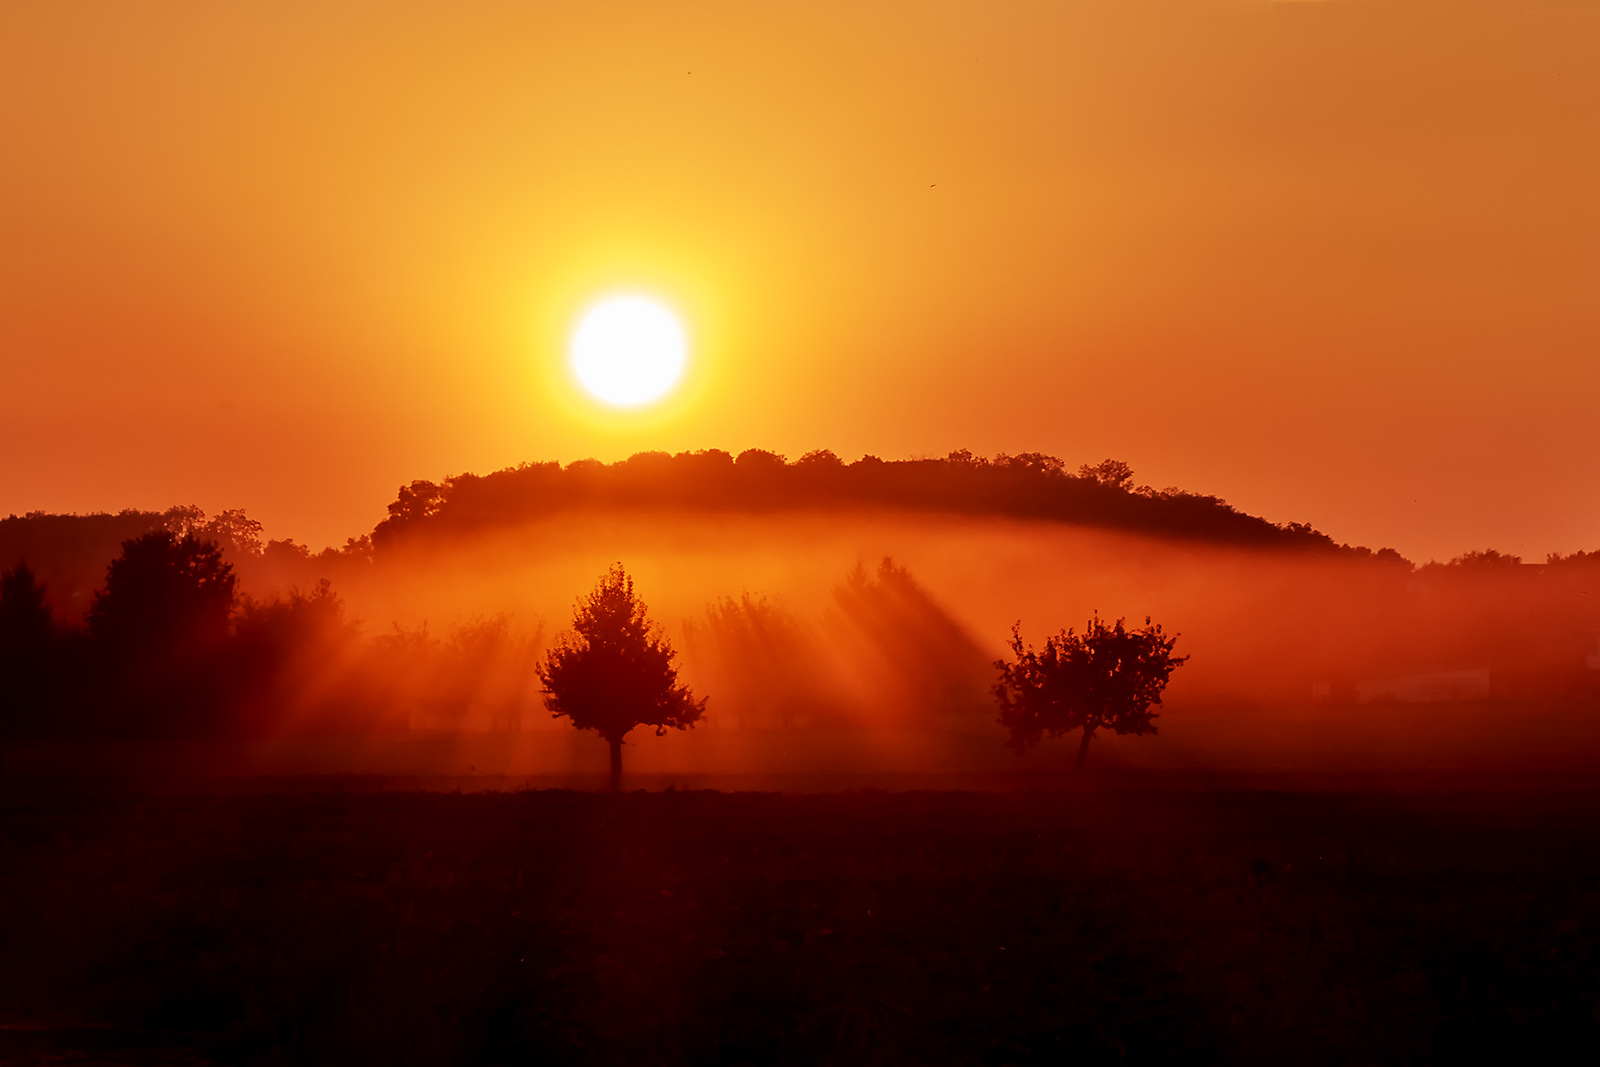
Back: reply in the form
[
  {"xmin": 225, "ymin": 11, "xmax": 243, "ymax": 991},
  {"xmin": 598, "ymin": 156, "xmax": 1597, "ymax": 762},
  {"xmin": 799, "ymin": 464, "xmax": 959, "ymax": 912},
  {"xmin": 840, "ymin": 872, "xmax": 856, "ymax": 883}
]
[{"xmin": 2, "ymin": 782, "xmax": 1596, "ymax": 1065}]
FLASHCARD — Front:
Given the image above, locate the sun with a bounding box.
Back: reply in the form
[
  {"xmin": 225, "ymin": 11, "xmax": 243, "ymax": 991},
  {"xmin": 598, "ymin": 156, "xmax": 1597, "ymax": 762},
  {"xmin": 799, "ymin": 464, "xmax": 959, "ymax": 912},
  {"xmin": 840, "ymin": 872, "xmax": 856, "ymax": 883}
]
[{"xmin": 568, "ymin": 295, "xmax": 688, "ymax": 408}]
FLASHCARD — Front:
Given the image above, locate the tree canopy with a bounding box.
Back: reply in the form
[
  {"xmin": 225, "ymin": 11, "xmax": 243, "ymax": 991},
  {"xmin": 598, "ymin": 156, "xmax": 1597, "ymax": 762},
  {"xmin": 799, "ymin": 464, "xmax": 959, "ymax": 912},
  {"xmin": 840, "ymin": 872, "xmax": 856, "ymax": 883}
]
[
  {"xmin": 994, "ymin": 615, "xmax": 1188, "ymax": 769},
  {"xmin": 87, "ymin": 531, "xmax": 236, "ymax": 656},
  {"xmin": 367, "ymin": 450, "xmax": 1364, "ymax": 554},
  {"xmin": 537, "ymin": 564, "xmax": 705, "ymax": 788}
]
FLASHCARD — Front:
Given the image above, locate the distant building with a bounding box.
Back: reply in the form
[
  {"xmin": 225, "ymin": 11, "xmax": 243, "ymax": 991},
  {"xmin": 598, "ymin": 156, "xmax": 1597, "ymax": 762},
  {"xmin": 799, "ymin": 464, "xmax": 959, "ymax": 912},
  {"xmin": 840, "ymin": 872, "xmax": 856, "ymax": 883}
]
[
  {"xmin": 1312, "ymin": 669, "xmax": 1492, "ymax": 704},
  {"xmin": 1355, "ymin": 669, "xmax": 1492, "ymax": 704}
]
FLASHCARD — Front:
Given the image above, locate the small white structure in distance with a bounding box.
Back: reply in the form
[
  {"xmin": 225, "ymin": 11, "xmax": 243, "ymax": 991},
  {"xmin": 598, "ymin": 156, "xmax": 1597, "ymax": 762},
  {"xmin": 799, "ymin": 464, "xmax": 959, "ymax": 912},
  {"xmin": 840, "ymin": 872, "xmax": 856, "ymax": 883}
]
[
  {"xmin": 1312, "ymin": 669, "xmax": 1493, "ymax": 704},
  {"xmin": 1354, "ymin": 669, "xmax": 1492, "ymax": 704}
]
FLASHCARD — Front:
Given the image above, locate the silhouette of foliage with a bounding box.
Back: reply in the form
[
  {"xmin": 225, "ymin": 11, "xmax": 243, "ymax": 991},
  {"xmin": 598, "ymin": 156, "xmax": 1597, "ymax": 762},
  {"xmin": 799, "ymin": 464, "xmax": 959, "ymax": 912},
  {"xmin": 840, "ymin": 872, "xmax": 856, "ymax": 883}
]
[
  {"xmin": 89, "ymin": 532, "xmax": 236, "ymax": 655},
  {"xmin": 1, "ymin": 561, "xmax": 52, "ymax": 650},
  {"xmin": 1, "ymin": 509, "xmax": 172, "ymax": 620},
  {"xmin": 1079, "ymin": 458, "xmax": 1135, "ymax": 489},
  {"xmin": 160, "ymin": 504, "xmax": 208, "ymax": 537},
  {"xmin": 796, "ymin": 448, "xmax": 845, "ymax": 469},
  {"xmin": 84, "ymin": 532, "xmax": 237, "ymax": 734},
  {"xmin": 364, "ymin": 450, "xmax": 1371, "ymax": 554},
  {"xmin": 994, "ymin": 615, "xmax": 1188, "ymax": 769},
  {"xmin": 199, "ymin": 509, "xmax": 265, "ymax": 558},
  {"xmin": 0, "ymin": 562, "xmax": 59, "ymax": 737},
  {"xmin": 538, "ymin": 564, "xmax": 705, "ymax": 789},
  {"xmin": 0, "ymin": 506, "xmax": 334, "ymax": 631}
]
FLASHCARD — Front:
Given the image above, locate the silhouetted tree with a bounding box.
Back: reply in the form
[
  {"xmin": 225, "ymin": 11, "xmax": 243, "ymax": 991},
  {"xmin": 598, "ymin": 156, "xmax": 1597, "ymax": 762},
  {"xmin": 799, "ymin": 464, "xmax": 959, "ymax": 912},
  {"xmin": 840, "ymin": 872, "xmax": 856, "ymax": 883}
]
[
  {"xmin": 161, "ymin": 504, "xmax": 208, "ymax": 537},
  {"xmin": 796, "ymin": 449, "xmax": 844, "ymax": 469},
  {"xmin": 89, "ymin": 532, "xmax": 235, "ymax": 653},
  {"xmin": 1078, "ymin": 458, "xmax": 1135, "ymax": 490},
  {"xmin": 201, "ymin": 508, "xmax": 264, "ymax": 558},
  {"xmin": 538, "ymin": 564, "xmax": 704, "ymax": 790},
  {"xmin": 371, "ymin": 480, "xmax": 448, "ymax": 545},
  {"xmin": 994, "ymin": 614, "xmax": 1187, "ymax": 769},
  {"xmin": 88, "ymin": 532, "xmax": 236, "ymax": 732},
  {"xmin": 1, "ymin": 562, "xmax": 56, "ymax": 737},
  {"xmin": 1, "ymin": 562, "xmax": 52, "ymax": 649},
  {"xmin": 0, "ymin": 509, "xmax": 171, "ymax": 612}
]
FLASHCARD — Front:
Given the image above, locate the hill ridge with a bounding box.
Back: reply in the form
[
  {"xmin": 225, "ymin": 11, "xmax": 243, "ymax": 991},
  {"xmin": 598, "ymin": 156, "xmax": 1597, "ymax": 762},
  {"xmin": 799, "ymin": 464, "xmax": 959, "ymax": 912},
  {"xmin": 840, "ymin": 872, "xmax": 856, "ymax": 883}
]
[{"xmin": 372, "ymin": 448, "xmax": 1397, "ymax": 558}]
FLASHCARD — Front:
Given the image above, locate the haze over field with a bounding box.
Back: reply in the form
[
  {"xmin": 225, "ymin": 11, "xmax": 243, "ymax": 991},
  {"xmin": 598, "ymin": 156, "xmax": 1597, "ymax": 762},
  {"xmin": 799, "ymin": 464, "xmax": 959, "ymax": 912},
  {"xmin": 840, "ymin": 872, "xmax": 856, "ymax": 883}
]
[{"xmin": 5, "ymin": 451, "xmax": 1595, "ymax": 779}]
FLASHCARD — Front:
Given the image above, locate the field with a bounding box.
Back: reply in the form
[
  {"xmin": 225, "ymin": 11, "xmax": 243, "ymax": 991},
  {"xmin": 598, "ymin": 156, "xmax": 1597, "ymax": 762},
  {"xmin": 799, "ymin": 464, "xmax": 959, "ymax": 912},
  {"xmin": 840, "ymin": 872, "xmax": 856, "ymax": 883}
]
[{"xmin": 2, "ymin": 779, "xmax": 1596, "ymax": 1065}]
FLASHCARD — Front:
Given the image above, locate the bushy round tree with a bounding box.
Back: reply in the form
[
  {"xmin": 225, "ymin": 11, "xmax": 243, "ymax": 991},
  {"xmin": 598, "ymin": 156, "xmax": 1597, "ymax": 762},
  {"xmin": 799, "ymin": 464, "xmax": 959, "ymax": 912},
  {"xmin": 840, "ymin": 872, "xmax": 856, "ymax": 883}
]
[
  {"xmin": 87, "ymin": 531, "xmax": 236, "ymax": 732},
  {"xmin": 88, "ymin": 531, "xmax": 236, "ymax": 655},
  {"xmin": 994, "ymin": 614, "xmax": 1187, "ymax": 770}
]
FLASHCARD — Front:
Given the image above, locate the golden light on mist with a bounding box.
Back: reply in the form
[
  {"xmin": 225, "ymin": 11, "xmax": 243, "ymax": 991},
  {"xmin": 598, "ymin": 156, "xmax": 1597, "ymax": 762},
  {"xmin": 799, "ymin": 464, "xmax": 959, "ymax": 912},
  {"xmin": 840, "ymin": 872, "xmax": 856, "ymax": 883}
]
[{"xmin": 569, "ymin": 295, "xmax": 688, "ymax": 408}]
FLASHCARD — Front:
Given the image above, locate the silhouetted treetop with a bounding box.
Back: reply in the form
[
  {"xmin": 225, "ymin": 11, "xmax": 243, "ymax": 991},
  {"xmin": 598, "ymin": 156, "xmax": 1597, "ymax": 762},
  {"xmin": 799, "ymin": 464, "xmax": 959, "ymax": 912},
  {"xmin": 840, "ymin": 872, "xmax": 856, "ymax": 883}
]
[
  {"xmin": 88, "ymin": 531, "xmax": 236, "ymax": 655},
  {"xmin": 1, "ymin": 562, "xmax": 58, "ymax": 737},
  {"xmin": 994, "ymin": 614, "xmax": 1188, "ymax": 770},
  {"xmin": 2, "ymin": 508, "xmax": 373, "ymax": 624},
  {"xmin": 1, "ymin": 562, "xmax": 53, "ymax": 653},
  {"xmin": 369, "ymin": 449, "xmax": 1374, "ymax": 554},
  {"xmin": 1079, "ymin": 458, "xmax": 1134, "ymax": 490},
  {"xmin": 1, "ymin": 509, "xmax": 173, "ymax": 618}
]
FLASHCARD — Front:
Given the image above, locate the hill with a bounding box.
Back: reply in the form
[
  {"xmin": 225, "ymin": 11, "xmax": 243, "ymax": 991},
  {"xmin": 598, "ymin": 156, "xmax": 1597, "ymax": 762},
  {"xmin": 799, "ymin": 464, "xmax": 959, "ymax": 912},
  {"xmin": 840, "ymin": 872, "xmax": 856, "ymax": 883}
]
[{"xmin": 369, "ymin": 450, "xmax": 1399, "ymax": 557}]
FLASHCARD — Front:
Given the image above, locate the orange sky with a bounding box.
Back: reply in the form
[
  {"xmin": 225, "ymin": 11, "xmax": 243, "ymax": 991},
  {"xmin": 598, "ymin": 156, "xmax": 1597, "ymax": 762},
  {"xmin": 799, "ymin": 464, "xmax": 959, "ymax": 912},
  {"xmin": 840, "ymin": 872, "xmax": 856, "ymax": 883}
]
[{"xmin": 2, "ymin": 0, "xmax": 1596, "ymax": 562}]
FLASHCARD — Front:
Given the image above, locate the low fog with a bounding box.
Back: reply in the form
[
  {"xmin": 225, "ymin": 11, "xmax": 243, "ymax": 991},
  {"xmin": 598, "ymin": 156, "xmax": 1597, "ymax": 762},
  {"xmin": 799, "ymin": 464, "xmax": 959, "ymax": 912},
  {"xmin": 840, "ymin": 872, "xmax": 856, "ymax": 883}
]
[
  {"xmin": 22, "ymin": 507, "xmax": 1569, "ymax": 782},
  {"xmin": 4, "ymin": 492, "xmax": 1597, "ymax": 782}
]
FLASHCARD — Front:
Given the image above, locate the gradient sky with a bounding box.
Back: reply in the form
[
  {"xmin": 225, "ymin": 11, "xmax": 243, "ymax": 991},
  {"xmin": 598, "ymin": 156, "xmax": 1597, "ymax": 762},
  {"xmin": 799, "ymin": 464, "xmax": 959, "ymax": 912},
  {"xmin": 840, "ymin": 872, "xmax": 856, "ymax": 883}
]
[{"xmin": 2, "ymin": 0, "xmax": 1596, "ymax": 562}]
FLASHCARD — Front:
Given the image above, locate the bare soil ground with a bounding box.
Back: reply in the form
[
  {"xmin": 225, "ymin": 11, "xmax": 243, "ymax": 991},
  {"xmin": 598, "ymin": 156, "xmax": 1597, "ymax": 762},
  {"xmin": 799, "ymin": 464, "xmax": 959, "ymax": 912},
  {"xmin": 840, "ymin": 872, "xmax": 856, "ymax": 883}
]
[{"xmin": 1, "ymin": 780, "xmax": 1596, "ymax": 1065}]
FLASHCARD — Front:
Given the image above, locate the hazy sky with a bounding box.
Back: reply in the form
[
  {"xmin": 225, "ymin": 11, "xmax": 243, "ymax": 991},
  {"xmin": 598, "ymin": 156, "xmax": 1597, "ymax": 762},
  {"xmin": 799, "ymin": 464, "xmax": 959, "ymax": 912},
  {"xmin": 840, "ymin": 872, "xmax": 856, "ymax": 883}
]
[{"xmin": 2, "ymin": 0, "xmax": 1596, "ymax": 561}]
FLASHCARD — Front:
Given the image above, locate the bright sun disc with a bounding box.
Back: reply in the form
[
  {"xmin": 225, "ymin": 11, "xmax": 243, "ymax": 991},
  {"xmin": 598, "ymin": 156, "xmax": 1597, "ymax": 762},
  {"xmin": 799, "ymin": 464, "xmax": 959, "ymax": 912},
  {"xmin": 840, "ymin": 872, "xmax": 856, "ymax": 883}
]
[{"xmin": 569, "ymin": 296, "xmax": 688, "ymax": 407}]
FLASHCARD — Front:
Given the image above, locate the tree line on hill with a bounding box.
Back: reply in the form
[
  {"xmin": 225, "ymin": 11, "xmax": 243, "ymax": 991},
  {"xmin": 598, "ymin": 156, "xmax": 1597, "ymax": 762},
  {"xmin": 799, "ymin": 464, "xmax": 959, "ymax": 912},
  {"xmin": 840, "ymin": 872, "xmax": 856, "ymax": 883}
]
[
  {"xmin": 0, "ymin": 450, "xmax": 1404, "ymax": 606},
  {"xmin": 368, "ymin": 450, "xmax": 1395, "ymax": 555}
]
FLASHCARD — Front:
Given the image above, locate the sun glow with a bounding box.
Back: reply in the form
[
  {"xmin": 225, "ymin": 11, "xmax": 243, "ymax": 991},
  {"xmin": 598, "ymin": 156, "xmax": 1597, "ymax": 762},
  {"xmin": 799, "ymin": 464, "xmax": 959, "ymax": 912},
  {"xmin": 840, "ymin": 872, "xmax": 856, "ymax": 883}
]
[{"xmin": 569, "ymin": 296, "xmax": 688, "ymax": 408}]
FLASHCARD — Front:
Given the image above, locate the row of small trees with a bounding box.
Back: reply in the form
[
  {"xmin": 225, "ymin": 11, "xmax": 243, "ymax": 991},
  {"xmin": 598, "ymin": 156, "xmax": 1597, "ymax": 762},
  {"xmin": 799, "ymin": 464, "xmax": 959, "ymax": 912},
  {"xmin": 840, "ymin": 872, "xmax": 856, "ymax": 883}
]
[
  {"xmin": 541, "ymin": 565, "xmax": 1186, "ymax": 788},
  {"xmin": 0, "ymin": 532, "xmax": 541, "ymax": 738},
  {"xmin": 4, "ymin": 538, "xmax": 1186, "ymax": 782}
]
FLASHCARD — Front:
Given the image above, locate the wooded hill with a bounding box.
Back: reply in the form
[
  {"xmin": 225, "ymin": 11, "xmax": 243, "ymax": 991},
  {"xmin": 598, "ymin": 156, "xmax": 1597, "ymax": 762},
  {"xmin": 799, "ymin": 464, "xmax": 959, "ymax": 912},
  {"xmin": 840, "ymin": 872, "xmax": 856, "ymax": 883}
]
[{"xmin": 370, "ymin": 449, "xmax": 1395, "ymax": 556}]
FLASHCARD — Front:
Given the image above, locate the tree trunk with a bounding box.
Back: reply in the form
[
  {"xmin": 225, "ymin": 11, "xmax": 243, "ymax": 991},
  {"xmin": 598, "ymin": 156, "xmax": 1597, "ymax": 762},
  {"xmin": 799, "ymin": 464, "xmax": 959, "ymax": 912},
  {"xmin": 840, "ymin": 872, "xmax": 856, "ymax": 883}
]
[
  {"xmin": 608, "ymin": 737, "xmax": 623, "ymax": 793},
  {"xmin": 1075, "ymin": 726, "xmax": 1095, "ymax": 770}
]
